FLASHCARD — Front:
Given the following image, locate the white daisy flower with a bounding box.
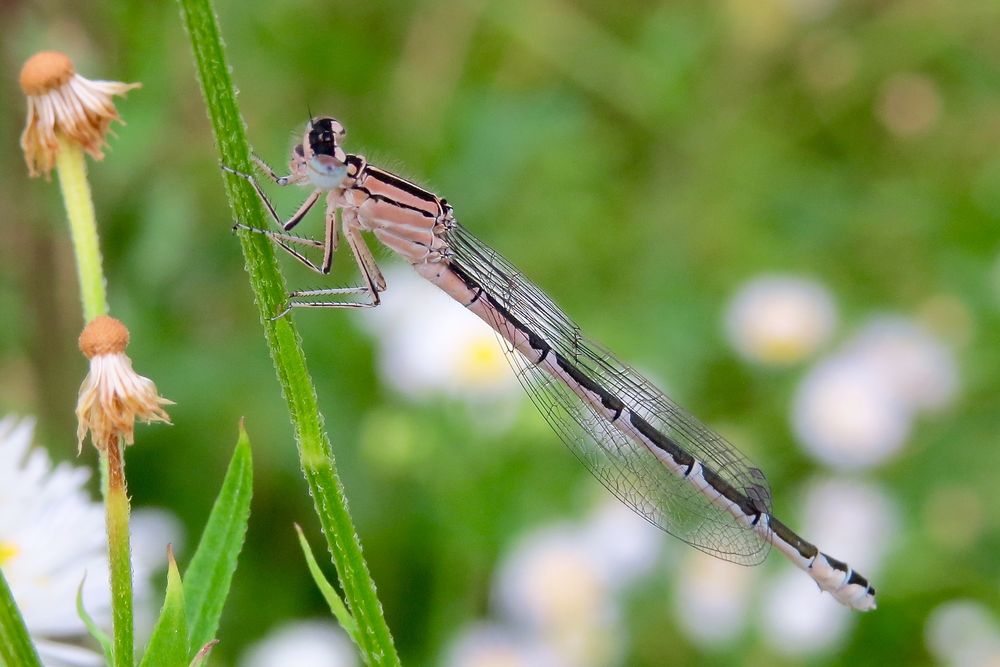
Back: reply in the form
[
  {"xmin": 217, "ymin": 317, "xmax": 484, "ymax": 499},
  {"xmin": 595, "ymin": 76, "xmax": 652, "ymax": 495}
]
[
  {"xmin": 358, "ymin": 264, "xmax": 520, "ymax": 402},
  {"xmin": 792, "ymin": 353, "xmax": 912, "ymax": 469},
  {"xmin": 844, "ymin": 315, "xmax": 959, "ymax": 413},
  {"xmin": 673, "ymin": 551, "xmax": 757, "ymax": 646},
  {"xmin": 442, "ymin": 623, "xmax": 567, "ymax": 667},
  {"xmin": 925, "ymin": 600, "xmax": 1000, "ymax": 667},
  {"xmin": 492, "ymin": 524, "xmax": 623, "ymax": 667},
  {"xmin": 0, "ymin": 416, "xmax": 162, "ymax": 667},
  {"xmin": 725, "ymin": 275, "xmax": 837, "ymax": 366},
  {"xmin": 0, "ymin": 416, "xmax": 107, "ymax": 666},
  {"xmin": 240, "ymin": 619, "xmax": 359, "ymax": 667}
]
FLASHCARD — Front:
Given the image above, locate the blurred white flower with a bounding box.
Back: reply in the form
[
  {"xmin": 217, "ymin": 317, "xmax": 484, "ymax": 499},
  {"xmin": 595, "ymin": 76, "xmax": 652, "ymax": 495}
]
[
  {"xmin": 760, "ymin": 569, "xmax": 851, "ymax": 656},
  {"xmin": 925, "ymin": 600, "xmax": 1000, "ymax": 667},
  {"xmin": 674, "ymin": 551, "xmax": 756, "ymax": 646},
  {"xmin": 130, "ymin": 507, "xmax": 185, "ymax": 648},
  {"xmin": 443, "ymin": 623, "xmax": 567, "ymax": 667},
  {"xmin": 1, "ymin": 415, "xmax": 107, "ymax": 667},
  {"xmin": 578, "ymin": 499, "xmax": 663, "ymax": 591},
  {"xmin": 876, "ymin": 72, "xmax": 943, "ymax": 139},
  {"xmin": 797, "ymin": 477, "xmax": 898, "ymax": 575},
  {"xmin": 845, "ymin": 316, "xmax": 959, "ymax": 413},
  {"xmin": 797, "ymin": 33, "xmax": 859, "ymax": 94},
  {"xmin": 130, "ymin": 507, "xmax": 184, "ymax": 573},
  {"xmin": 792, "ymin": 313, "xmax": 959, "ymax": 469},
  {"xmin": 492, "ymin": 524, "xmax": 623, "ymax": 666},
  {"xmin": 725, "ymin": 275, "xmax": 837, "ymax": 366},
  {"xmin": 494, "ymin": 524, "xmax": 612, "ymax": 629},
  {"xmin": 793, "ymin": 354, "xmax": 912, "ymax": 469},
  {"xmin": 240, "ymin": 619, "xmax": 359, "ymax": 667},
  {"xmin": 723, "ymin": 0, "xmax": 794, "ymax": 52},
  {"xmin": 358, "ymin": 265, "xmax": 520, "ymax": 404},
  {"xmin": 760, "ymin": 477, "xmax": 896, "ymax": 656},
  {"xmin": 0, "ymin": 416, "xmax": 161, "ymax": 667}
]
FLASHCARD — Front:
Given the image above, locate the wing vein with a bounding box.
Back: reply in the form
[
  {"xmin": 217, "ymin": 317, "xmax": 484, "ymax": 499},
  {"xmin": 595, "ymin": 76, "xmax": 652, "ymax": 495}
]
[{"xmin": 446, "ymin": 223, "xmax": 771, "ymax": 564}]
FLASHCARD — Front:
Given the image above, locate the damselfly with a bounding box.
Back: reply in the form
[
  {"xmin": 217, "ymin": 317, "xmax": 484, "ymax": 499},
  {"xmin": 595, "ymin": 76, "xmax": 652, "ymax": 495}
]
[{"xmin": 225, "ymin": 116, "xmax": 877, "ymax": 611}]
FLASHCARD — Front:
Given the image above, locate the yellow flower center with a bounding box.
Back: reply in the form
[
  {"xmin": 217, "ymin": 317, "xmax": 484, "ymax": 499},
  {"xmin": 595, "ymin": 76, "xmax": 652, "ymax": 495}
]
[
  {"xmin": 456, "ymin": 337, "xmax": 508, "ymax": 384},
  {"xmin": 0, "ymin": 541, "xmax": 19, "ymax": 566},
  {"xmin": 758, "ymin": 337, "xmax": 810, "ymax": 363}
]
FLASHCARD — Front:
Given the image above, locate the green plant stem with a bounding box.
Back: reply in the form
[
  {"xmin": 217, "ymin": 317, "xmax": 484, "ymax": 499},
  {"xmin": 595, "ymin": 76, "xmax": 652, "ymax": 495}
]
[
  {"xmin": 54, "ymin": 135, "xmax": 108, "ymax": 323},
  {"xmin": 105, "ymin": 439, "xmax": 134, "ymax": 667},
  {"xmin": 0, "ymin": 567, "xmax": 43, "ymax": 667},
  {"xmin": 177, "ymin": 1, "xmax": 400, "ymax": 664}
]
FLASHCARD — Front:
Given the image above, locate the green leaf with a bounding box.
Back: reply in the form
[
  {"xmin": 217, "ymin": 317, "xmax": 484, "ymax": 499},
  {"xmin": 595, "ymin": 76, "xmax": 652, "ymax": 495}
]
[
  {"xmin": 0, "ymin": 567, "xmax": 42, "ymax": 667},
  {"xmin": 295, "ymin": 524, "xmax": 360, "ymax": 644},
  {"xmin": 139, "ymin": 547, "xmax": 189, "ymax": 667},
  {"xmin": 76, "ymin": 574, "xmax": 113, "ymax": 665},
  {"xmin": 183, "ymin": 423, "xmax": 253, "ymax": 653}
]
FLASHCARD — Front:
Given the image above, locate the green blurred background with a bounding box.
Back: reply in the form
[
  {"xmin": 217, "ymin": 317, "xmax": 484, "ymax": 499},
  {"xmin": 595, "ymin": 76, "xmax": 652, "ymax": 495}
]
[{"xmin": 3, "ymin": 0, "xmax": 1000, "ymax": 664}]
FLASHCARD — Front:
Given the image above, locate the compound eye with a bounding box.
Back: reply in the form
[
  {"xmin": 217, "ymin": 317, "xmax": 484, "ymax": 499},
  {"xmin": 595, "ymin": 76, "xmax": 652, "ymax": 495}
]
[
  {"xmin": 308, "ymin": 117, "xmax": 346, "ymax": 157},
  {"xmin": 309, "ymin": 116, "xmax": 343, "ymax": 135}
]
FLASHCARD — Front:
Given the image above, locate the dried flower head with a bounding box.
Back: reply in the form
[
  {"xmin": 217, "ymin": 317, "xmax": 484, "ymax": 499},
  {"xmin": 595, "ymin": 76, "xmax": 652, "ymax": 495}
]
[
  {"xmin": 76, "ymin": 316, "xmax": 171, "ymax": 453},
  {"xmin": 19, "ymin": 50, "xmax": 140, "ymax": 177}
]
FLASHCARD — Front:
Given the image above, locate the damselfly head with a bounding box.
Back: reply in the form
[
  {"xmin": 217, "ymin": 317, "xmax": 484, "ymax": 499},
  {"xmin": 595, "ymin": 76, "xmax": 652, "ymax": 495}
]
[
  {"xmin": 306, "ymin": 116, "xmax": 346, "ymax": 157},
  {"xmin": 302, "ymin": 116, "xmax": 348, "ymax": 189}
]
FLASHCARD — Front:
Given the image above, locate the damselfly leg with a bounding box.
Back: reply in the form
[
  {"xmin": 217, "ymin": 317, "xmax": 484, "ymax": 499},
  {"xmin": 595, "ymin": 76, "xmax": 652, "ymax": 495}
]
[
  {"xmin": 222, "ymin": 164, "xmax": 319, "ymax": 231},
  {"xmin": 232, "ymin": 222, "xmax": 328, "ymax": 275},
  {"xmin": 277, "ymin": 217, "xmax": 386, "ymax": 311},
  {"xmin": 224, "ymin": 164, "xmax": 385, "ymax": 311},
  {"xmin": 250, "ymin": 152, "xmax": 305, "ymax": 188}
]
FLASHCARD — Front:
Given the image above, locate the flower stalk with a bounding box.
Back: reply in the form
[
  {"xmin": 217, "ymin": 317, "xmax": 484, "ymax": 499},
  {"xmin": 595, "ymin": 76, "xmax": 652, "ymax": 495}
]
[
  {"xmin": 54, "ymin": 134, "xmax": 107, "ymax": 321},
  {"xmin": 19, "ymin": 50, "xmax": 137, "ymax": 322},
  {"xmin": 104, "ymin": 436, "xmax": 134, "ymax": 667},
  {"xmin": 19, "ymin": 50, "xmax": 163, "ymax": 667},
  {"xmin": 20, "ymin": 50, "xmax": 145, "ymax": 665}
]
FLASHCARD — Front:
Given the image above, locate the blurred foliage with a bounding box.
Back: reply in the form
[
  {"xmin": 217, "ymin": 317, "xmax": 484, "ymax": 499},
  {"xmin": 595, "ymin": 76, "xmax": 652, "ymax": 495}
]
[{"xmin": 2, "ymin": 0, "xmax": 999, "ymax": 665}]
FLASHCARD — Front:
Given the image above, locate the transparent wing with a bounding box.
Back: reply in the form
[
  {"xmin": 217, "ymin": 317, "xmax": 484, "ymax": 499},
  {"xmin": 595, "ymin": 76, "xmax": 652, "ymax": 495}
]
[{"xmin": 447, "ymin": 223, "xmax": 772, "ymax": 564}]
